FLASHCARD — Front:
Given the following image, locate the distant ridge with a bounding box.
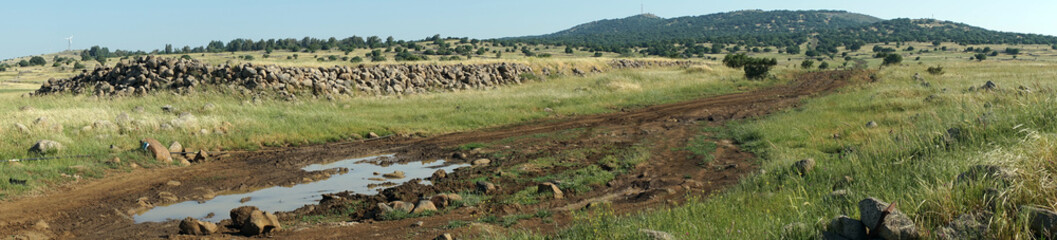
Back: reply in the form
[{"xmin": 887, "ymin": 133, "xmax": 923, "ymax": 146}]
[{"xmin": 504, "ymin": 9, "xmax": 1057, "ymax": 54}]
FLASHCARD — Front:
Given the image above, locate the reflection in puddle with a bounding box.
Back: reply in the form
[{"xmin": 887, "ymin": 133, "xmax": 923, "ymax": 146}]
[{"xmin": 134, "ymin": 154, "xmax": 465, "ymax": 223}]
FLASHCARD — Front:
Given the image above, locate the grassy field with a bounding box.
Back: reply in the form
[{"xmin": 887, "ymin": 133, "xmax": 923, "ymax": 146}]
[
  {"xmin": 498, "ymin": 57, "xmax": 1057, "ymax": 239},
  {"xmin": 0, "ymin": 58, "xmax": 777, "ymax": 199}
]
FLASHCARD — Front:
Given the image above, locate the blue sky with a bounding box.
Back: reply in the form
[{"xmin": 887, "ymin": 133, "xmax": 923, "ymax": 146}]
[{"xmin": 3, "ymin": 0, "xmax": 1055, "ymax": 60}]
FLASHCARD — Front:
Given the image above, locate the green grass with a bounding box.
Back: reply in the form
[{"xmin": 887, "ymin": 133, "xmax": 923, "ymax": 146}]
[
  {"xmin": 444, "ymin": 220, "xmax": 471, "ymax": 229},
  {"xmin": 380, "ymin": 209, "xmax": 437, "ymax": 221},
  {"xmin": 295, "ymin": 202, "xmax": 364, "ymax": 224},
  {"xmin": 496, "ymin": 57, "xmax": 1057, "ymax": 239},
  {"xmin": 683, "ymin": 136, "xmax": 719, "ymax": 166}
]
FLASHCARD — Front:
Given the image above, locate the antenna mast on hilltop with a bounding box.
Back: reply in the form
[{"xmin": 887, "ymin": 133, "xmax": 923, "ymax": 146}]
[{"xmin": 65, "ymin": 36, "xmax": 73, "ymax": 51}]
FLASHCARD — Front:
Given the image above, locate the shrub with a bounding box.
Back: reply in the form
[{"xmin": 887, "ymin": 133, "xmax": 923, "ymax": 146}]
[
  {"xmin": 800, "ymin": 60, "xmax": 814, "ymax": 69},
  {"xmin": 882, "ymin": 54, "xmax": 903, "ymax": 66},
  {"xmin": 593, "ymin": 52, "xmax": 603, "ymax": 57},
  {"xmin": 926, "ymin": 66, "xmax": 944, "ymax": 75}
]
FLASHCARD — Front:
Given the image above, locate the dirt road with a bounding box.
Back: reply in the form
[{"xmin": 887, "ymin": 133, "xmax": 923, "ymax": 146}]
[{"xmin": 0, "ymin": 70, "xmax": 867, "ymax": 239}]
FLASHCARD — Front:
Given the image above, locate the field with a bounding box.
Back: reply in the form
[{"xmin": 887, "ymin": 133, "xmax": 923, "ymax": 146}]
[{"xmin": 2, "ymin": 43, "xmax": 1057, "ymax": 239}]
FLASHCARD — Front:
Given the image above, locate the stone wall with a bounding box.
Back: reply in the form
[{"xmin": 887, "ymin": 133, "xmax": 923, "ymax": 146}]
[{"xmin": 33, "ymin": 56, "xmax": 692, "ymax": 99}]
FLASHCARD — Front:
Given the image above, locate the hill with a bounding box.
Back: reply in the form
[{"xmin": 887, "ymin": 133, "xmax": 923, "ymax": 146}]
[{"xmin": 505, "ymin": 10, "xmax": 1057, "ymax": 55}]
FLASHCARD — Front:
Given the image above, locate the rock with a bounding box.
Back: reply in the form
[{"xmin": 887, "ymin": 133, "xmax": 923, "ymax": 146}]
[
  {"xmin": 230, "ymin": 206, "xmax": 259, "ymax": 227},
  {"xmin": 33, "ymin": 117, "xmax": 47, "ymax": 125},
  {"xmin": 982, "ymin": 81, "xmax": 997, "ymax": 90},
  {"xmin": 412, "ymin": 221, "xmax": 424, "ymax": 227},
  {"xmin": 29, "ymin": 140, "xmax": 63, "ymax": 154},
  {"xmin": 472, "ymin": 158, "xmax": 491, "ymax": 166},
  {"xmin": 202, "ymin": 103, "xmax": 217, "ymax": 112},
  {"xmin": 391, "ymin": 201, "xmax": 414, "ymax": 213},
  {"xmin": 193, "ymin": 151, "xmax": 210, "ymax": 162},
  {"xmin": 412, "ymin": 199, "xmax": 438, "ymax": 214},
  {"xmin": 377, "ymin": 202, "xmax": 395, "ymax": 214},
  {"xmin": 827, "ymin": 215, "xmax": 867, "ymax": 240},
  {"xmin": 240, "ymin": 197, "xmax": 252, "ymax": 203},
  {"xmin": 168, "ymin": 141, "xmax": 183, "ymax": 153},
  {"xmin": 956, "ymin": 165, "xmax": 1014, "ymax": 183},
  {"xmin": 133, "ymin": 106, "xmax": 145, "ymax": 113},
  {"xmin": 157, "ymin": 191, "xmax": 178, "ymax": 203},
  {"xmin": 116, "ymin": 113, "xmax": 131, "ymax": 125},
  {"xmin": 32, "ymin": 220, "xmax": 49, "ymax": 231},
  {"xmin": 108, "ymin": 157, "xmax": 121, "ymax": 164},
  {"xmin": 166, "ymin": 180, "xmax": 181, "ymax": 186},
  {"xmin": 934, "ymin": 213, "xmax": 987, "ymax": 240},
  {"xmin": 431, "ymin": 169, "xmax": 447, "ymax": 179},
  {"xmin": 14, "ymin": 123, "xmax": 29, "ymax": 134},
  {"xmin": 431, "ymin": 194, "xmax": 452, "ymax": 209},
  {"xmin": 241, "ymin": 210, "xmax": 281, "ymax": 236},
  {"xmin": 537, "ymin": 182, "xmax": 564, "ymax": 199},
  {"xmin": 382, "ymin": 171, "xmax": 405, "ymax": 179},
  {"xmin": 452, "ymin": 152, "xmax": 468, "ymax": 160},
  {"xmin": 1022, "ymin": 205, "xmax": 1057, "ymax": 238},
  {"xmin": 859, "ymin": 198, "xmax": 917, "ymax": 240},
  {"xmin": 866, "ymin": 121, "xmax": 879, "ymax": 128},
  {"xmin": 442, "ymin": 193, "xmax": 462, "ymax": 202},
  {"xmin": 544, "ymin": 107, "xmax": 553, "ymax": 112},
  {"xmin": 434, "ymin": 233, "xmax": 454, "ymax": 240},
  {"xmin": 639, "ymin": 229, "xmax": 674, "ymax": 240},
  {"xmin": 161, "ymin": 105, "xmax": 174, "ymax": 112},
  {"xmin": 179, "ymin": 217, "xmax": 218, "ymax": 235},
  {"xmin": 141, "ymin": 138, "xmax": 173, "ymax": 163},
  {"xmin": 367, "ymin": 132, "xmax": 380, "ymax": 139},
  {"xmin": 476, "ymin": 181, "xmax": 497, "ymax": 194},
  {"xmin": 792, "ymin": 158, "xmax": 816, "ymax": 176}
]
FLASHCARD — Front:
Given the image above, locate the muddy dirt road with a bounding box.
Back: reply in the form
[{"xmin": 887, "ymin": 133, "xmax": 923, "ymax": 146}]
[{"xmin": 0, "ymin": 70, "xmax": 867, "ymax": 239}]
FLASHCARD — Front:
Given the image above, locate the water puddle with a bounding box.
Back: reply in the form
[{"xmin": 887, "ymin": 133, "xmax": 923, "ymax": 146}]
[{"xmin": 134, "ymin": 154, "xmax": 465, "ymax": 223}]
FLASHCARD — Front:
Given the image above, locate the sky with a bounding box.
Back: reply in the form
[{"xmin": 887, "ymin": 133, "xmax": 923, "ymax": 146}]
[{"xmin": 3, "ymin": 0, "xmax": 1056, "ymax": 60}]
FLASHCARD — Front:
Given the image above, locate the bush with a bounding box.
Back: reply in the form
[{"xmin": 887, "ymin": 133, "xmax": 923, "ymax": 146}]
[
  {"xmin": 800, "ymin": 60, "xmax": 814, "ymax": 69},
  {"xmin": 882, "ymin": 54, "xmax": 903, "ymax": 66},
  {"xmin": 926, "ymin": 66, "xmax": 944, "ymax": 75},
  {"xmin": 351, "ymin": 56, "xmax": 363, "ymax": 63},
  {"xmin": 18, "ymin": 60, "xmax": 30, "ymax": 67},
  {"xmin": 818, "ymin": 61, "xmax": 829, "ymax": 70},
  {"xmin": 974, "ymin": 53, "xmax": 987, "ymax": 61},
  {"xmin": 722, "ymin": 54, "xmax": 777, "ymax": 79},
  {"xmin": 1003, "ymin": 48, "xmax": 1020, "ymax": 55},
  {"xmin": 73, "ymin": 62, "xmax": 85, "ymax": 69},
  {"xmin": 180, "ymin": 55, "xmax": 192, "ymax": 60},
  {"xmin": 29, "ymin": 56, "xmax": 47, "ymax": 66},
  {"xmin": 593, "ymin": 52, "xmax": 603, "ymax": 57}
]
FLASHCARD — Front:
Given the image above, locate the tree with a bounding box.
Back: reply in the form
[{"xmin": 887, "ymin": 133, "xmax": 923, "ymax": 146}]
[
  {"xmin": 818, "ymin": 61, "xmax": 829, "ymax": 70},
  {"xmin": 593, "ymin": 52, "xmax": 603, "ymax": 57},
  {"xmin": 1003, "ymin": 48, "xmax": 1020, "ymax": 55},
  {"xmin": 974, "ymin": 53, "xmax": 987, "ymax": 61},
  {"xmin": 565, "ymin": 46, "xmax": 574, "ymax": 54},
  {"xmin": 164, "ymin": 44, "xmax": 173, "ymax": 54},
  {"xmin": 882, "ymin": 54, "xmax": 903, "ymax": 66},
  {"xmin": 932, "ymin": 41, "xmax": 942, "ymax": 47},
  {"xmin": 800, "ymin": 59, "xmax": 814, "ymax": 69},
  {"xmin": 29, "ymin": 56, "xmax": 47, "ymax": 66},
  {"xmin": 18, "ymin": 60, "xmax": 30, "ymax": 67},
  {"xmin": 350, "ymin": 56, "xmax": 363, "ymax": 63},
  {"xmin": 722, "ymin": 54, "xmax": 777, "ymax": 79}
]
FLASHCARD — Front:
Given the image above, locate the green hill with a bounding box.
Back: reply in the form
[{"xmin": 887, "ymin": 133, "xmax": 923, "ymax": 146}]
[{"xmin": 504, "ymin": 9, "xmax": 1057, "ymax": 55}]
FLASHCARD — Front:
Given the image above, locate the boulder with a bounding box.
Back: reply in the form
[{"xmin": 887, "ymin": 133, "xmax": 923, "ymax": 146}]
[
  {"xmin": 29, "ymin": 140, "xmax": 63, "ymax": 154},
  {"xmin": 1021, "ymin": 205, "xmax": 1057, "ymax": 238},
  {"xmin": 866, "ymin": 121, "xmax": 879, "ymax": 128},
  {"xmin": 14, "ymin": 123, "xmax": 29, "ymax": 134},
  {"xmin": 391, "ymin": 201, "xmax": 415, "ymax": 213},
  {"xmin": 179, "ymin": 217, "xmax": 218, "ymax": 235},
  {"xmin": 431, "ymin": 169, "xmax": 447, "ymax": 179},
  {"xmin": 377, "ymin": 202, "xmax": 394, "ymax": 214},
  {"xmin": 382, "ymin": 171, "xmax": 405, "ymax": 179},
  {"xmin": 982, "ymin": 81, "xmax": 997, "ymax": 90},
  {"xmin": 792, "ymin": 158, "xmax": 816, "ymax": 176},
  {"xmin": 434, "ymin": 233, "xmax": 454, "ymax": 240},
  {"xmin": 168, "ymin": 141, "xmax": 184, "ymax": 153},
  {"xmin": 476, "ymin": 181, "xmax": 497, "ymax": 194},
  {"xmin": 431, "ymin": 194, "xmax": 452, "ymax": 209},
  {"xmin": 141, "ymin": 138, "xmax": 172, "ymax": 163},
  {"xmin": 367, "ymin": 132, "xmax": 380, "ymax": 139},
  {"xmin": 412, "ymin": 199, "xmax": 438, "ymax": 214},
  {"xmin": 859, "ymin": 198, "xmax": 918, "ymax": 240},
  {"xmin": 537, "ymin": 182, "xmax": 564, "ymax": 199},
  {"xmin": 161, "ymin": 105, "xmax": 174, "ymax": 112},
  {"xmin": 472, "ymin": 158, "xmax": 491, "ymax": 166},
  {"xmin": 241, "ymin": 210, "xmax": 281, "ymax": 236},
  {"xmin": 827, "ymin": 215, "xmax": 867, "ymax": 240},
  {"xmin": 193, "ymin": 150, "xmax": 210, "ymax": 162},
  {"xmin": 230, "ymin": 206, "xmax": 259, "ymax": 227}
]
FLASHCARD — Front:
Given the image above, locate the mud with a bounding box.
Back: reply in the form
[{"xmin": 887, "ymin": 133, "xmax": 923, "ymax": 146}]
[{"xmin": 0, "ymin": 70, "xmax": 868, "ymax": 239}]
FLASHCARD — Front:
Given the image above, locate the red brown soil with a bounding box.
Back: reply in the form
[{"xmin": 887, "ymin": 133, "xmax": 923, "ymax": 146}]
[{"xmin": 0, "ymin": 70, "xmax": 867, "ymax": 239}]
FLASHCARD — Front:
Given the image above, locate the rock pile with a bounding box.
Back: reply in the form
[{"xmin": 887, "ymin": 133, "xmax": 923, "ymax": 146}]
[{"xmin": 33, "ymin": 56, "xmax": 693, "ymax": 99}]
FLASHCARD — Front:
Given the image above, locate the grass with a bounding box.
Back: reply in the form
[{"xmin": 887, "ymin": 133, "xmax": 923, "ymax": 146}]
[
  {"xmin": 495, "ymin": 57, "xmax": 1057, "ymax": 239},
  {"xmin": 0, "ymin": 59, "xmax": 769, "ymax": 198},
  {"xmin": 295, "ymin": 202, "xmax": 364, "ymax": 224}
]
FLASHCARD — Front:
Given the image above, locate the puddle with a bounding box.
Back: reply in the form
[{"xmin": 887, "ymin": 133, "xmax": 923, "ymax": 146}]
[{"xmin": 134, "ymin": 154, "xmax": 465, "ymax": 223}]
